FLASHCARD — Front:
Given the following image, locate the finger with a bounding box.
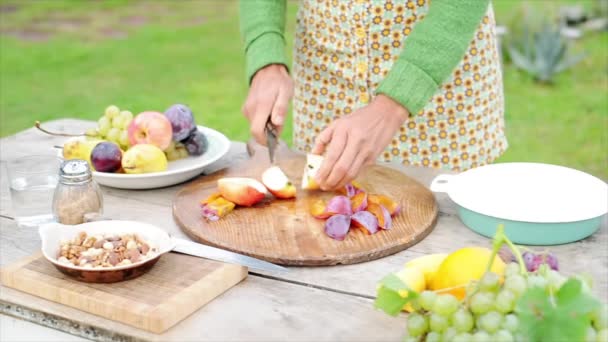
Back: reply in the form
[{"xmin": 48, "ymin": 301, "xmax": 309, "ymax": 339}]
[
  {"xmin": 335, "ymin": 153, "xmax": 369, "ymax": 189},
  {"xmin": 271, "ymin": 87, "xmax": 290, "ymax": 130},
  {"xmin": 315, "ymin": 128, "xmax": 347, "ymax": 190},
  {"xmin": 251, "ymin": 94, "xmax": 278, "ymax": 145},
  {"xmin": 323, "ymin": 137, "xmax": 361, "ymax": 190},
  {"xmin": 312, "ymin": 123, "xmax": 335, "ymax": 155}
]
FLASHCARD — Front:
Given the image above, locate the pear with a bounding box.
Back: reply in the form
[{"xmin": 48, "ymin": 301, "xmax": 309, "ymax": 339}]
[
  {"xmin": 121, "ymin": 144, "xmax": 168, "ymax": 174},
  {"xmin": 62, "ymin": 139, "xmax": 102, "ymax": 166}
]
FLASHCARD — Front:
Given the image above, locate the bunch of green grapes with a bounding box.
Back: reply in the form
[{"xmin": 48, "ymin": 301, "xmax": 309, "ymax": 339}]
[
  {"xmin": 86, "ymin": 105, "xmax": 133, "ymax": 150},
  {"xmin": 403, "ymin": 263, "xmax": 608, "ymax": 342},
  {"xmin": 164, "ymin": 140, "xmax": 189, "ymax": 161}
]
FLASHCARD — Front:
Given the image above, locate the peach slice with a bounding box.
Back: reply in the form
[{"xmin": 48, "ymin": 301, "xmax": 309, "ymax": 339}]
[
  {"xmin": 310, "ymin": 195, "xmax": 353, "ymax": 219},
  {"xmin": 262, "ymin": 166, "xmax": 296, "ymax": 199},
  {"xmin": 367, "ymin": 202, "xmax": 392, "ymax": 229},
  {"xmin": 217, "ymin": 177, "xmax": 267, "ymax": 207},
  {"xmin": 350, "ymin": 192, "xmax": 368, "ymax": 212},
  {"xmin": 200, "ymin": 196, "xmax": 236, "ymax": 221},
  {"xmin": 351, "ymin": 211, "xmax": 379, "ymax": 235},
  {"xmin": 301, "ymin": 153, "xmax": 324, "ymax": 190},
  {"xmin": 368, "ymin": 194, "xmax": 401, "ymax": 216}
]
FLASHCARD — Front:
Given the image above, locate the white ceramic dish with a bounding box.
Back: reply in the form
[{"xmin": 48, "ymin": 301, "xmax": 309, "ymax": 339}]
[
  {"xmin": 62, "ymin": 126, "xmax": 230, "ymax": 190},
  {"xmin": 40, "ymin": 220, "xmax": 175, "ymax": 282}
]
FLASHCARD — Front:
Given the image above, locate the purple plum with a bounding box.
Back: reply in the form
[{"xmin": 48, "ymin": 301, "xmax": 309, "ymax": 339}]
[
  {"xmin": 164, "ymin": 104, "xmax": 196, "ymax": 141},
  {"xmin": 183, "ymin": 130, "xmax": 208, "ymax": 156},
  {"xmin": 91, "ymin": 142, "xmax": 122, "ymax": 173}
]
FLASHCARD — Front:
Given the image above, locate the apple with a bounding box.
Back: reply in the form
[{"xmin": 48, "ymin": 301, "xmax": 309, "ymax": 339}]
[
  {"xmin": 301, "ymin": 153, "xmax": 324, "ymax": 190},
  {"xmin": 262, "ymin": 166, "xmax": 296, "ymax": 199},
  {"xmin": 127, "ymin": 111, "xmax": 172, "ymax": 151},
  {"xmin": 217, "ymin": 177, "xmax": 267, "ymax": 206}
]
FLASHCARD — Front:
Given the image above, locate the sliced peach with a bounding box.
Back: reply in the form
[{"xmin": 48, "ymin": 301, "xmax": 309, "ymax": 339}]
[
  {"xmin": 201, "ymin": 196, "xmax": 236, "ymax": 221},
  {"xmin": 351, "ymin": 211, "xmax": 379, "ymax": 235},
  {"xmin": 367, "ymin": 203, "xmax": 392, "ymax": 229},
  {"xmin": 217, "ymin": 177, "xmax": 267, "ymax": 207},
  {"xmin": 262, "ymin": 166, "xmax": 296, "ymax": 199},
  {"xmin": 368, "ymin": 194, "xmax": 401, "ymax": 216},
  {"xmin": 301, "ymin": 153, "xmax": 324, "ymax": 190},
  {"xmin": 310, "ymin": 196, "xmax": 352, "ymax": 219},
  {"xmin": 350, "ymin": 192, "xmax": 368, "ymax": 212}
]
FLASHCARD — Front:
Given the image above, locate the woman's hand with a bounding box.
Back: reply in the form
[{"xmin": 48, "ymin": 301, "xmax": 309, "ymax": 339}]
[
  {"xmin": 242, "ymin": 64, "xmax": 294, "ymax": 145},
  {"xmin": 312, "ymin": 95, "xmax": 409, "ymax": 190}
]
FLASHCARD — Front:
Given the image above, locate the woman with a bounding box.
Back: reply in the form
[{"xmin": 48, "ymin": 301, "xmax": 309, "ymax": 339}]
[{"xmin": 239, "ymin": 0, "xmax": 507, "ymax": 191}]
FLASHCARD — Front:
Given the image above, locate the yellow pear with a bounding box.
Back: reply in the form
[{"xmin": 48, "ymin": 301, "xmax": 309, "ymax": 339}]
[
  {"xmin": 62, "ymin": 139, "xmax": 102, "ymax": 166},
  {"xmin": 121, "ymin": 144, "xmax": 168, "ymax": 174}
]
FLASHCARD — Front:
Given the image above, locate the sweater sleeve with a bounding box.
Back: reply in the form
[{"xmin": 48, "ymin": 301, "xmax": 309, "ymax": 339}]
[
  {"xmin": 375, "ymin": 0, "xmax": 490, "ymax": 115},
  {"xmin": 239, "ymin": 0, "xmax": 288, "ymax": 84}
]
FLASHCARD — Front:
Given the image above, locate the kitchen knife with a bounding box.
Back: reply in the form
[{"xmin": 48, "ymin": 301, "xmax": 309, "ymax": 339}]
[
  {"xmin": 171, "ymin": 237, "xmax": 288, "ymax": 273},
  {"xmin": 265, "ymin": 117, "xmax": 278, "ymax": 164}
]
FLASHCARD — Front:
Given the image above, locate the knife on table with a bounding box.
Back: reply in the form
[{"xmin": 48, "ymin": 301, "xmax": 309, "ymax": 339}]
[
  {"xmin": 265, "ymin": 117, "xmax": 278, "ymax": 164},
  {"xmin": 171, "ymin": 237, "xmax": 288, "ymax": 274}
]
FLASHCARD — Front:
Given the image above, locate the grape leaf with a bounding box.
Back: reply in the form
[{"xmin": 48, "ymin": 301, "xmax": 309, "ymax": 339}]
[
  {"xmin": 516, "ymin": 278, "xmax": 600, "ymax": 342},
  {"xmin": 374, "ymin": 273, "xmax": 418, "ymax": 316}
]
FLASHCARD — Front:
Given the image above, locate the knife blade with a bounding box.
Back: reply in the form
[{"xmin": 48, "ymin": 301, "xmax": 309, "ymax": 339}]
[
  {"xmin": 265, "ymin": 117, "xmax": 278, "ymax": 164},
  {"xmin": 171, "ymin": 237, "xmax": 288, "ymax": 273}
]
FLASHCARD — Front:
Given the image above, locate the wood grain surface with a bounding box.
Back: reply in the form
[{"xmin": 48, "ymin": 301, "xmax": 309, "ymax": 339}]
[
  {"xmin": 0, "ymin": 252, "xmax": 247, "ymax": 334},
  {"xmin": 173, "ymin": 141, "xmax": 438, "ymax": 266}
]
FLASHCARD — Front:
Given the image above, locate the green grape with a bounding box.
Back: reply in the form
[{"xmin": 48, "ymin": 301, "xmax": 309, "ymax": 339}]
[
  {"xmin": 402, "ymin": 336, "xmax": 417, "ymax": 342},
  {"xmin": 495, "ymin": 289, "xmax": 516, "ymax": 313},
  {"xmin": 504, "ymin": 262, "xmax": 520, "ymax": 277},
  {"xmin": 429, "ymin": 313, "xmax": 449, "ymax": 333},
  {"xmin": 105, "ymin": 105, "xmax": 120, "ymax": 119},
  {"xmin": 418, "ymin": 290, "xmax": 437, "ymax": 311},
  {"xmin": 493, "ymin": 329, "xmax": 514, "ymax": 342},
  {"xmin": 432, "ymin": 294, "xmax": 459, "ymax": 316},
  {"xmin": 407, "ymin": 313, "xmax": 428, "ymax": 337},
  {"xmin": 106, "ymin": 128, "xmax": 121, "ymax": 144},
  {"xmin": 452, "ymin": 332, "xmax": 473, "ymax": 342},
  {"xmin": 591, "ymin": 304, "xmax": 608, "ymax": 330},
  {"xmin": 504, "ymin": 274, "xmax": 527, "ymax": 297},
  {"xmin": 111, "ymin": 115, "xmax": 125, "ymax": 130},
  {"xmin": 479, "ymin": 272, "xmax": 500, "ymax": 292},
  {"xmin": 597, "ymin": 329, "xmax": 608, "ymax": 342},
  {"xmin": 442, "ymin": 327, "xmax": 457, "ymax": 341},
  {"xmin": 470, "ymin": 291, "xmax": 495, "ymax": 315},
  {"xmin": 472, "ymin": 330, "xmax": 492, "ymax": 342},
  {"xmin": 585, "ymin": 326, "xmax": 597, "ymax": 342},
  {"xmin": 119, "ymin": 130, "xmax": 130, "ymax": 148},
  {"xmin": 425, "ymin": 331, "xmax": 441, "ymax": 342},
  {"xmin": 477, "ymin": 311, "xmax": 503, "ymax": 333},
  {"xmin": 545, "ymin": 270, "xmax": 566, "ymax": 292},
  {"xmin": 452, "ymin": 308, "xmax": 474, "ymax": 333},
  {"xmin": 120, "ymin": 110, "xmax": 133, "ymax": 125},
  {"xmin": 85, "ymin": 128, "xmax": 99, "ymax": 138},
  {"xmin": 527, "ymin": 274, "xmax": 548, "ymax": 290},
  {"xmin": 502, "ymin": 314, "xmax": 519, "ymax": 333},
  {"xmin": 98, "ymin": 116, "xmax": 111, "ymax": 136}
]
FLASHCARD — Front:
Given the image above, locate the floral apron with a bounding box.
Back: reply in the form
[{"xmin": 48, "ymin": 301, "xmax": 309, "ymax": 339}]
[{"xmin": 292, "ymin": 0, "xmax": 508, "ymax": 171}]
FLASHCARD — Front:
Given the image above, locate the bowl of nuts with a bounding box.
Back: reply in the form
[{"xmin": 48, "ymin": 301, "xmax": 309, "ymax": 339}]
[{"xmin": 39, "ymin": 220, "xmax": 175, "ymax": 283}]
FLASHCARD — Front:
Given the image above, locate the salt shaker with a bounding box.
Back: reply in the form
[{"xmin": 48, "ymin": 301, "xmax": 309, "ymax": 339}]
[{"xmin": 52, "ymin": 160, "xmax": 104, "ymax": 225}]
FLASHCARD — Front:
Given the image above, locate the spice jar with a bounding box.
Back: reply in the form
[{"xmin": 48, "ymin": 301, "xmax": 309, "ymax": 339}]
[{"xmin": 52, "ymin": 160, "xmax": 104, "ymax": 225}]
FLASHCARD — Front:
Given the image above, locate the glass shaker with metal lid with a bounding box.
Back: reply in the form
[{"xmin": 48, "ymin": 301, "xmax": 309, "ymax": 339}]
[{"xmin": 52, "ymin": 159, "xmax": 104, "ymax": 225}]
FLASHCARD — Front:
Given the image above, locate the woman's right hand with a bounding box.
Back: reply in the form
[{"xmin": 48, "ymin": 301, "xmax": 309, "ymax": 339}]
[{"xmin": 242, "ymin": 64, "xmax": 293, "ymax": 145}]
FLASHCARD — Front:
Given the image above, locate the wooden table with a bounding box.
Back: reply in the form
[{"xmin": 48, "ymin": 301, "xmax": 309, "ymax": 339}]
[{"xmin": 1, "ymin": 119, "xmax": 606, "ymax": 342}]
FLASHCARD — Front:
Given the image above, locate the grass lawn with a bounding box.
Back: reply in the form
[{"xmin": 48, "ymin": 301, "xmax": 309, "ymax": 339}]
[{"xmin": 0, "ymin": 0, "xmax": 606, "ymax": 179}]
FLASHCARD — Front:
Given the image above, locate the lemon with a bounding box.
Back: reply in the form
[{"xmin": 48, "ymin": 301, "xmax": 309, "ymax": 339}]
[
  {"xmin": 430, "ymin": 247, "xmax": 505, "ymax": 300},
  {"xmin": 405, "ymin": 253, "xmax": 448, "ymax": 286}
]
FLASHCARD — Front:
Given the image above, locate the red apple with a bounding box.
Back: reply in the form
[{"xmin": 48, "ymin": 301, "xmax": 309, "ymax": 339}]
[
  {"xmin": 127, "ymin": 111, "xmax": 172, "ymax": 151},
  {"xmin": 217, "ymin": 177, "xmax": 267, "ymax": 207},
  {"xmin": 262, "ymin": 166, "xmax": 296, "ymax": 199}
]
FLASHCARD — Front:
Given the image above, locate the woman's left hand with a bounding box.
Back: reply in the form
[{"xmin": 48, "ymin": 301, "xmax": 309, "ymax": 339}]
[{"xmin": 312, "ymin": 94, "xmax": 409, "ymax": 191}]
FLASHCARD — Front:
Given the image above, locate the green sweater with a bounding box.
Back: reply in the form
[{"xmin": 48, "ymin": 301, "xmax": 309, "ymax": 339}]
[{"xmin": 239, "ymin": 0, "xmax": 490, "ymax": 115}]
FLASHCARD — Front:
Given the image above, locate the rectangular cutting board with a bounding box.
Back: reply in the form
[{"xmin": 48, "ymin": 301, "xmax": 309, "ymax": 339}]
[{"xmin": 0, "ymin": 252, "xmax": 247, "ymax": 333}]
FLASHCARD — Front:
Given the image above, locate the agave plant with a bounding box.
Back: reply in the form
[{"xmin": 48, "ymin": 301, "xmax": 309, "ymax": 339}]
[{"xmin": 506, "ymin": 21, "xmax": 586, "ymax": 84}]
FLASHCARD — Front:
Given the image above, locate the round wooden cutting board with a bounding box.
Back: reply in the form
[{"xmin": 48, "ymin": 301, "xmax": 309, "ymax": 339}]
[{"xmin": 173, "ymin": 142, "xmax": 438, "ymax": 266}]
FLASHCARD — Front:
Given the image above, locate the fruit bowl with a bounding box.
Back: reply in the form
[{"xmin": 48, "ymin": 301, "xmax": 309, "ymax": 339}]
[{"xmin": 62, "ymin": 126, "xmax": 230, "ymax": 190}]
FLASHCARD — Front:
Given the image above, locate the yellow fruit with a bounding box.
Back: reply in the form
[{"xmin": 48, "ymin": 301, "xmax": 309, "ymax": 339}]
[
  {"xmin": 121, "ymin": 144, "xmax": 168, "ymax": 174},
  {"xmin": 430, "ymin": 247, "xmax": 505, "ymax": 300},
  {"xmin": 405, "ymin": 253, "xmax": 448, "ymax": 286},
  {"xmin": 62, "ymin": 139, "xmax": 102, "ymax": 166},
  {"xmin": 395, "ymin": 267, "xmax": 426, "ymax": 312},
  {"xmin": 301, "ymin": 153, "xmax": 323, "ymax": 190}
]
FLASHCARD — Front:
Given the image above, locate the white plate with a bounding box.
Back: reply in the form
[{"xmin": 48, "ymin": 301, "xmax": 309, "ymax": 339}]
[
  {"xmin": 430, "ymin": 162, "xmax": 608, "ymax": 223},
  {"xmin": 62, "ymin": 126, "xmax": 230, "ymax": 189},
  {"xmin": 39, "ymin": 220, "xmax": 175, "ymax": 272}
]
